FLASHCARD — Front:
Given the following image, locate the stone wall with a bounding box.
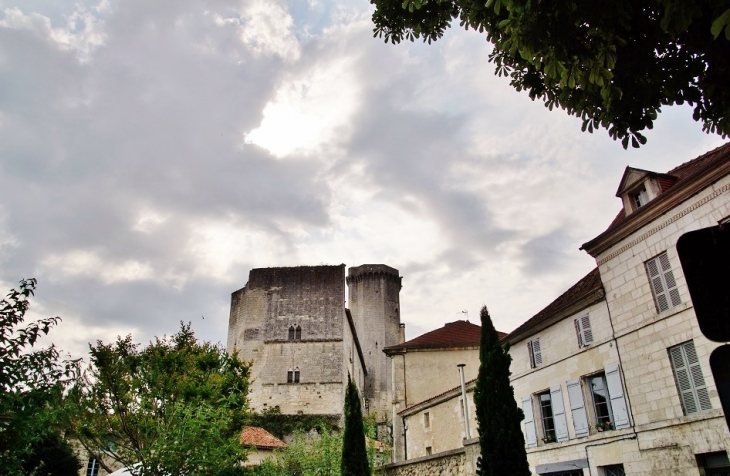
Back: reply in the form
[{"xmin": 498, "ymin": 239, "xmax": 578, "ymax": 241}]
[{"xmin": 378, "ymin": 439, "xmax": 480, "ymax": 476}]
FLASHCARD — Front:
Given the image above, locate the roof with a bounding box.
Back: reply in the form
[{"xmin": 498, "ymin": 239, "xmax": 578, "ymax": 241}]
[
  {"xmin": 505, "ymin": 268, "xmax": 603, "ymax": 343},
  {"xmin": 239, "ymin": 426, "xmax": 288, "ymax": 450},
  {"xmin": 595, "ymin": 142, "xmax": 730, "ymax": 237},
  {"xmin": 399, "ymin": 377, "xmax": 476, "ymax": 416},
  {"xmin": 383, "ymin": 320, "xmax": 506, "ymax": 353}
]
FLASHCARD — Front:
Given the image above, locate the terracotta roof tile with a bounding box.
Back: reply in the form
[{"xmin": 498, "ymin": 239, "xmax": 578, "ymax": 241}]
[
  {"xmin": 384, "ymin": 320, "xmax": 506, "ymax": 353},
  {"xmin": 239, "ymin": 426, "xmax": 288, "ymax": 449},
  {"xmin": 601, "ymin": 142, "xmax": 730, "ymax": 234},
  {"xmin": 505, "ymin": 268, "xmax": 603, "ymax": 341}
]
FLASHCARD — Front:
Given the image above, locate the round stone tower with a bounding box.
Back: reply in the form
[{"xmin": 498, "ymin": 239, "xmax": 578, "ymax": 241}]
[{"xmin": 346, "ymin": 264, "xmax": 402, "ymax": 420}]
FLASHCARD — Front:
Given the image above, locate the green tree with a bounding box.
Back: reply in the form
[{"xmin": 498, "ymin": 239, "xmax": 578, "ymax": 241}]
[
  {"xmin": 371, "ymin": 0, "xmax": 730, "ymax": 148},
  {"xmin": 0, "ymin": 278, "xmax": 78, "ymax": 475},
  {"xmin": 341, "ymin": 376, "xmax": 370, "ymax": 476},
  {"xmin": 70, "ymin": 323, "xmax": 250, "ymax": 476},
  {"xmin": 472, "ymin": 306, "xmax": 530, "ymax": 476},
  {"xmin": 20, "ymin": 432, "xmax": 82, "ymax": 476}
]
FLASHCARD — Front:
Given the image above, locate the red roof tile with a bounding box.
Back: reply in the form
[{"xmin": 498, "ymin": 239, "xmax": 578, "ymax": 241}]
[
  {"xmin": 384, "ymin": 320, "xmax": 506, "ymax": 353},
  {"xmin": 601, "ymin": 142, "xmax": 730, "ymax": 234},
  {"xmin": 505, "ymin": 268, "xmax": 603, "ymax": 342},
  {"xmin": 239, "ymin": 426, "xmax": 288, "ymax": 449}
]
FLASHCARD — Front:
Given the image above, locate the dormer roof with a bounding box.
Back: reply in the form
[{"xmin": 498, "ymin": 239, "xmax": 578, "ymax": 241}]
[
  {"xmin": 614, "ymin": 167, "xmax": 677, "ymax": 197},
  {"xmin": 582, "ymin": 142, "xmax": 730, "ymax": 257}
]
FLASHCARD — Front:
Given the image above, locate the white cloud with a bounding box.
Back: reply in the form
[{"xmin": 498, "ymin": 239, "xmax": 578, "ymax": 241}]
[
  {"xmin": 41, "ymin": 250, "xmax": 154, "ymax": 284},
  {"xmin": 0, "ymin": 3, "xmax": 107, "ymax": 62}
]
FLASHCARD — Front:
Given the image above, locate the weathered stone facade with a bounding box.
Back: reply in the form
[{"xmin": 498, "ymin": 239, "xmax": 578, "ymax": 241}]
[
  {"xmin": 378, "ymin": 439, "xmax": 480, "ymax": 476},
  {"xmin": 227, "ymin": 264, "xmax": 401, "ymax": 421}
]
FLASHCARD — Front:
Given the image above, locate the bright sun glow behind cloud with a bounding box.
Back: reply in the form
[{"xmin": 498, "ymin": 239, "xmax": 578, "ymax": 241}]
[{"xmin": 244, "ymin": 58, "xmax": 361, "ymax": 157}]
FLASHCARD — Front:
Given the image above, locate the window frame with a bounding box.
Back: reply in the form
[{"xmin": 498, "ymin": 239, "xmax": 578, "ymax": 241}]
[
  {"xmin": 537, "ymin": 390, "xmax": 556, "ymax": 443},
  {"xmin": 574, "ymin": 315, "xmax": 593, "ymax": 348},
  {"xmin": 86, "ymin": 458, "xmax": 100, "ymax": 476},
  {"xmin": 586, "ymin": 372, "xmax": 614, "ymax": 430}
]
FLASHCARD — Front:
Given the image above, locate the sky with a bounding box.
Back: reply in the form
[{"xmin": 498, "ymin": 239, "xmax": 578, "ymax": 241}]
[{"xmin": 0, "ymin": 0, "xmax": 726, "ymax": 360}]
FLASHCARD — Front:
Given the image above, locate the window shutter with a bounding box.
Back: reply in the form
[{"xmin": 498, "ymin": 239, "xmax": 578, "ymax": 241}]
[
  {"xmin": 566, "ymin": 379, "xmax": 589, "ymax": 437},
  {"xmin": 574, "ymin": 319, "xmax": 583, "ymax": 347},
  {"xmin": 580, "ymin": 315, "xmax": 593, "ymax": 345},
  {"xmin": 647, "ymin": 258, "xmax": 669, "ymax": 312},
  {"xmin": 658, "ymin": 253, "xmax": 682, "ymax": 308},
  {"xmin": 550, "ymin": 385, "xmax": 569, "ymax": 442},
  {"xmin": 522, "ymin": 396, "xmax": 537, "ymax": 448},
  {"xmin": 532, "ymin": 339, "xmax": 542, "ymax": 366},
  {"xmin": 528, "ymin": 341, "xmax": 535, "ymax": 368},
  {"xmin": 647, "ymin": 253, "xmax": 682, "ymax": 312},
  {"xmin": 605, "ymin": 364, "xmax": 630, "ymax": 429},
  {"xmin": 670, "ymin": 341, "xmax": 711, "ymax": 414}
]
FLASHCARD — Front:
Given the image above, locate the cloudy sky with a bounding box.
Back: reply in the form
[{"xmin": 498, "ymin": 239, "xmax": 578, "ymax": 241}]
[{"xmin": 0, "ymin": 0, "xmax": 725, "ymax": 359}]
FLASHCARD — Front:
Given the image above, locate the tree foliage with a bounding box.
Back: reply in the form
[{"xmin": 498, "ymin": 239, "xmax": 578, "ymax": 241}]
[
  {"xmin": 0, "ymin": 278, "xmax": 78, "ymax": 475},
  {"xmin": 472, "ymin": 306, "xmax": 530, "ymax": 476},
  {"xmin": 70, "ymin": 323, "xmax": 251, "ymax": 476},
  {"xmin": 249, "ymin": 406, "xmax": 340, "ymax": 440},
  {"xmin": 246, "ymin": 429, "xmax": 344, "ymax": 476},
  {"xmin": 20, "ymin": 432, "xmax": 82, "ymax": 476},
  {"xmin": 341, "ymin": 377, "xmax": 370, "ymax": 476},
  {"xmin": 371, "ymin": 0, "xmax": 730, "ymax": 148}
]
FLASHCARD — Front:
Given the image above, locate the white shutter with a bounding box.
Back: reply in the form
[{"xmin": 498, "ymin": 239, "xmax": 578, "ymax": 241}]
[
  {"xmin": 566, "ymin": 379, "xmax": 589, "ymax": 437},
  {"xmin": 574, "ymin": 316, "xmax": 593, "ymax": 347},
  {"xmin": 532, "ymin": 339, "xmax": 542, "ymax": 366},
  {"xmin": 522, "ymin": 396, "xmax": 537, "ymax": 448},
  {"xmin": 647, "ymin": 253, "xmax": 682, "ymax": 312},
  {"xmin": 550, "ymin": 385, "xmax": 569, "ymax": 442},
  {"xmin": 658, "ymin": 253, "xmax": 682, "ymax": 308},
  {"xmin": 574, "ymin": 319, "xmax": 583, "ymax": 347},
  {"xmin": 670, "ymin": 341, "xmax": 712, "ymax": 414},
  {"xmin": 605, "ymin": 364, "xmax": 630, "ymax": 429}
]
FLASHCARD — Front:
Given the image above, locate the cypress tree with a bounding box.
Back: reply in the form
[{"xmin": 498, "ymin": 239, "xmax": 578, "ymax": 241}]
[
  {"xmin": 341, "ymin": 375, "xmax": 370, "ymax": 476},
  {"xmin": 473, "ymin": 306, "xmax": 531, "ymax": 476}
]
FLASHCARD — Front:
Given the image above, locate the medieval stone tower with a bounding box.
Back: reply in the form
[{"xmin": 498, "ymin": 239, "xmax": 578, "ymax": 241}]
[
  {"xmin": 346, "ymin": 264, "xmax": 402, "ymax": 418},
  {"xmin": 226, "ymin": 263, "xmax": 402, "ymax": 422}
]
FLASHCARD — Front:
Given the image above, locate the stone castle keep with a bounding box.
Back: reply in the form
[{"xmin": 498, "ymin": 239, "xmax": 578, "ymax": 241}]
[{"xmin": 226, "ymin": 263, "xmax": 403, "ymax": 421}]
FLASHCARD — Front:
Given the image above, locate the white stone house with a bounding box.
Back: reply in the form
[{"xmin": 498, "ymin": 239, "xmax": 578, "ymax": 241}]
[
  {"xmin": 382, "ymin": 143, "xmax": 730, "ymax": 476},
  {"xmin": 509, "ymin": 142, "xmax": 730, "ymax": 475}
]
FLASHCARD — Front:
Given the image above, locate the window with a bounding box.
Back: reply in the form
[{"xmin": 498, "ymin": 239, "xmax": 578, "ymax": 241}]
[
  {"xmin": 424, "ymin": 411, "xmax": 430, "ymax": 428},
  {"xmin": 588, "ymin": 373, "xmax": 613, "ymax": 430},
  {"xmin": 646, "ymin": 252, "xmax": 681, "ymax": 313},
  {"xmin": 288, "ymin": 325, "xmax": 302, "ymax": 341},
  {"xmin": 528, "ymin": 338, "xmax": 542, "ymax": 368},
  {"xmin": 86, "ymin": 459, "xmax": 100, "ymax": 476},
  {"xmin": 538, "ymin": 391, "xmax": 556, "ymax": 443},
  {"xmin": 574, "ymin": 315, "xmax": 593, "ymax": 348},
  {"xmin": 697, "ymin": 451, "xmax": 730, "ymax": 476},
  {"xmin": 601, "ymin": 464, "xmax": 625, "ymax": 476},
  {"xmin": 669, "ymin": 341, "xmax": 712, "ymax": 415},
  {"xmin": 633, "ymin": 187, "xmax": 649, "ymax": 209},
  {"xmin": 287, "ymin": 368, "xmax": 300, "ymax": 384},
  {"xmin": 425, "ymin": 446, "xmax": 432, "ymax": 455}
]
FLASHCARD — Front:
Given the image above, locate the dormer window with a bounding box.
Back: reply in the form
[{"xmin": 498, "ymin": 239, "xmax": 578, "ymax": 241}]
[{"xmin": 633, "ymin": 187, "xmax": 649, "ymax": 209}]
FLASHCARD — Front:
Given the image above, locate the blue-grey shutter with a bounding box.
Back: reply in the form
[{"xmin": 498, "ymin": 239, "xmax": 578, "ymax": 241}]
[
  {"xmin": 670, "ymin": 341, "xmax": 712, "ymax": 414},
  {"xmin": 566, "ymin": 379, "xmax": 589, "ymax": 437},
  {"xmin": 522, "ymin": 396, "xmax": 537, "ymax": 448},
  {"xmin": 532, "ymin": 338, "xmax": 543, "ymax": 366},
  {"xmin": 579, "ymin": 315, "xmax": 593, "ymax": 345},
  {"xmin": 550, "ymin": 385, "xmax": 569, "ymax": 442},
  {"xmin": 605, "ymin": 364, "xmax": 630, "ymax": 429}
]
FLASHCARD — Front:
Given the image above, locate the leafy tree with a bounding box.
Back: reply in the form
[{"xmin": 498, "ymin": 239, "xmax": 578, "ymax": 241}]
[
  {"xmin": 341, "ymin": 376, "xmax": 370, "ymax": 476},
  {"xmin": 472, "ymin": 306, "xmax": 530, "ymax": 476},
  {"xmin": 246, "ymin": 428, "xmax": 343, "ymax": 476},
  {"xmin": 0, "ymin": 278, "xmax": 78, "ymax": 475},
  {"xmin": 20, "ymin": 432, "xmax": 82, "ymax": 476},
  {"xmin": 371, "ymin": 0, "xmax": 730, "ymax": 148},
  {"xmin": 249, "ymin": 406, "xmax": 339, "ymax": 439},
  {"xmin": 70, "ymin": 323, "xmax": 250, "ymax": 476}
]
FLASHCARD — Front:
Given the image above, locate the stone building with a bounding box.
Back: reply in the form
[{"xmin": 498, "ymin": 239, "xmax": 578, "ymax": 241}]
[
  {"xmin": 226, "ymin": 263, "xmax": 402, "ymax": 422},
  {"xmin": 381, "ymin": 142, "xmax": 730, "ymax": 476}
]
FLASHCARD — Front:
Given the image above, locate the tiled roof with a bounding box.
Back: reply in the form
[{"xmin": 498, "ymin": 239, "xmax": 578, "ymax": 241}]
[
  {"xmin": 239, "ymin": 426, "xmax": 288, "ymax": 450},
  {"xmin": 505, "ymin": 268, "xmax": 603, "ymax": 342},
  {"xmin": 399, "ymin": 377, "xmax": 476, "ymax": 416},
  {"xmin": 601, "ymin": 142, "xmax": 730, "ymax": 234},
  {"xmin": 384, "ymin": 320, "xmax": 506, "ymax": 353}
]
